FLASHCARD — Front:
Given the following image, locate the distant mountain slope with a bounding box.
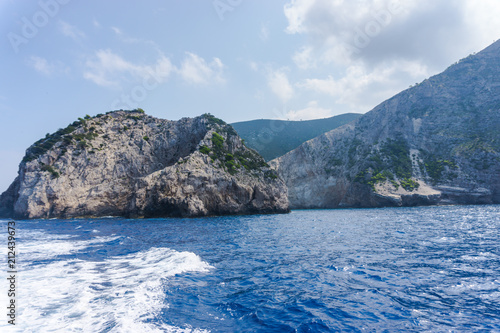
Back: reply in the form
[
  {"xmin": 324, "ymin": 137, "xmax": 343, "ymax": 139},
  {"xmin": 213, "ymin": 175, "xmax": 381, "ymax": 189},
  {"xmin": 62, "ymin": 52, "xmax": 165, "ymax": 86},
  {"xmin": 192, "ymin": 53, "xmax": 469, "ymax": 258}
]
[
  {"xmin": 231, "ymin": 113, "xmax": 361, "ymax": 161},
  {"xmin": 272, "ymin": 40, "xmax": 500, "ymax": 209}
]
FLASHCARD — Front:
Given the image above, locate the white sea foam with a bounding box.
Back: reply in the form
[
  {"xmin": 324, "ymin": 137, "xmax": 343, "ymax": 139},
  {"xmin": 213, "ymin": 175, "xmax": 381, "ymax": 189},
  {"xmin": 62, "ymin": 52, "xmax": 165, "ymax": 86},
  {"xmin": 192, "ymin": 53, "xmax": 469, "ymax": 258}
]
[
  {"xmin": 461, "ymin": 252, "xmax": 499, "ymax": 262},
  {"xmin": 18, "ymin": 231, "xmax": 121, "ymax": 262},
  {"xmin": 1, "ymin": 231, "xmax": 212, "ymax": 332}
]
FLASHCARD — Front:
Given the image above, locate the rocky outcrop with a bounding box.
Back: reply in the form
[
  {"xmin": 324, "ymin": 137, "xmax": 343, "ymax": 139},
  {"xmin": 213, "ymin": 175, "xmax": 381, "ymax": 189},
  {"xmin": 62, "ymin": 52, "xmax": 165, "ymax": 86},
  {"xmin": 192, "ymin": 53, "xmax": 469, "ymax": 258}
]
[
  {"xmin": 0, "ymin": 111, "xmax": 289, "ymax": 219},
  {"xmin": 272, "ymin": 40, "xmax": 500, "ymax": 209}
]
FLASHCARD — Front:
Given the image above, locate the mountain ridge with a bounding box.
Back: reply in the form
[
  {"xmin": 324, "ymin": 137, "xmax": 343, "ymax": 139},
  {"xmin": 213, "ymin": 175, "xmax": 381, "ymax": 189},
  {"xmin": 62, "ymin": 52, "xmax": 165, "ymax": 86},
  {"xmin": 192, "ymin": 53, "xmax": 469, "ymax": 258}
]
[{"xmin": 231, "ymin": 113, "xmax": 361, "ymax": 161}]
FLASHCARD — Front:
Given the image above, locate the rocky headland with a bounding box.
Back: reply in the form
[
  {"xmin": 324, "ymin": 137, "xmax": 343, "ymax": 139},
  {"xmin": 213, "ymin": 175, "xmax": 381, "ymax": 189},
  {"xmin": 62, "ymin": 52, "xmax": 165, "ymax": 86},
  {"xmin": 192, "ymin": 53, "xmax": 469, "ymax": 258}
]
[
  {"xmin": 271, "ymin": 40, "xmax": 500, "ymax": 209},
  {"xmin": 0, "ymin": 111, "xmax": 289, "ymax": 219}
]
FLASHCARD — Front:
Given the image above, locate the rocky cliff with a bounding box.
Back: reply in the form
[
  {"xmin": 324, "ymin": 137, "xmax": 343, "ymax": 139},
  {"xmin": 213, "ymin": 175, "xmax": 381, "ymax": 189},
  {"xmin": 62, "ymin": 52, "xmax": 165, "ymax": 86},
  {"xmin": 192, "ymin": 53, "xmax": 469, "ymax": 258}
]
[
  {"xmin": 0, "ymin": 111, "xmax": 289, "ymax": 219},
  {"xmin": 272, "ymin": 40, "xmax": 500, "ymax": 208}
]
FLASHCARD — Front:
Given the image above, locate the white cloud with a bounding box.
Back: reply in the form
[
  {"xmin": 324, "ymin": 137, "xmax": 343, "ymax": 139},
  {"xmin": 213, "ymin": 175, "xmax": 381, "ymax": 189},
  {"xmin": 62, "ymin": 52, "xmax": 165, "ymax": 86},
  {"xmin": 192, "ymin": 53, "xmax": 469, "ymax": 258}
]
[
  {"xmin": 178, "ymin": 53, "xmax": 225, "ymax": 85},
  {"xmin": 83, "ymin": 50, "xmax": 224, "ymax": 88},
  {"xmin": 286, "ymin": 101, "xmax": 332, "ymax": 120},
  {"xmin": 284, "ymin": 0, "xmax": 316, "ymax": 34},
  {"xmin": 28, "ymin": 56, "xmax": 70, "ymax": 76},
  {"xmin": 29, "ymin": 56, "xmax": 52, "ymax": 76},
  {"xmin": 260, "ymin": 24, "xmax": 269, "ymax": 41},
  {"xmin": 463, "ymin": 0, "xmax": 500, "ymax": 49},
  {"xmin": 109, "ymin": 26, "xmax": 161, "ymax": 50},
  {"xmin": 59, "ymin": 21, "xmax": 85, "ymax": 40},
  {"xmin": 111, "ymin": 27, "xmax": 122, "ymax": 35},
  {"xmin": 267, "ymin": 69, "xmax": 294, "ymax": 103},
  {"xmin": 249, "ymin": 61, "xmax": 259, "ymax": 71},
  {"xmin": 293, "ymin": 46, "xmax": 315, "ymax": 69},
  {"xmin": 284, "ymin": 0, "xmax": 500, "ymax": 69},
  {"xmin": 283, "ymin": 0, "xmax": 500, "ymax": 114},
  {"xmin": 299, "ymin": 59, "xmax": 431, "ymax": 112},
  {"xmin": 83, "ymin": 49, "xmax": 174, "ymax": 87}
]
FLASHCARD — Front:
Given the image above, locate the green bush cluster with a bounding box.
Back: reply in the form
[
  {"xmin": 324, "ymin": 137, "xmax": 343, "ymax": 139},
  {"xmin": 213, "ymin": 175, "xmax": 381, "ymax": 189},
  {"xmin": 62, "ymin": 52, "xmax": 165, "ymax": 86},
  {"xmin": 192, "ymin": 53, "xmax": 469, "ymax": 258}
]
[
  {"xmin": 40, "ymin": 164, "xmax": 60, "ymax": 178},
  {"xmin": 22, "ymin": 123, "xmax": 79, "ymax": 163},
  {"xmin": 203, "ymin": 114, "xmax": 239, "ymax": 139},
  {"xmin": 380, "ymin": 139, "xmax": 412, "ymax": 179},
  {"xmin": 203, "ymin": 113, "xmax": 226, "ymax": 126},
  {"xmin": 72, "ymin": 131, "xmax": 98, "ymax": 144},
  {"xmin": 370, "ymin": 170, "xmax": 397, "ymax": 189},
  {"xmin": 127, "ymin": 115, "xmax": 143, "ymax": 121},
  {"xmin": 199, "ymin": 145, "xmax": 211, "ymax": 155},
  {"xmin": 353, "ymin": 138, "xmax": 421, "ymax": 191},
  {"xmin": 209, "ymin": 132, "xmax": 237, "ymax": 173},
  {"xmin": 203, "ymin": 130, "xmax": 269, "ymax": 176},
  {"xmin": 211, "ymin": 132, "xmax": 224, "ymax": 150},
  {"xmin": 106, "ymin": 108, "xmax": 145, "ymax": 115},
  {"xmin": 424, "ymin": 159, "xmax": 457, "ymax": 183},
  {"xmin": 400, "ymin": 178, "xmax": 420, "ymax": 191},
  {"xmin": 77, "ymin": 141, "xmax": 88, "ymax": 149},
  {"xmin": 21, "ymin": 111, "xmax": 114, "ymax": 163},
  {"xmin": 235, "ymin": 150, "xmax": 268, "ymax": 171},
  {"xmin": 224, "ymin": 153, "xmax": 239, "ymax": 175},
  {"xmin": 355, "ymin": 169, "xmax": 395, "ymax": 191},
  {"xmin": 264, "ymin": 170, "xmax": 279, "ymax": 179}
]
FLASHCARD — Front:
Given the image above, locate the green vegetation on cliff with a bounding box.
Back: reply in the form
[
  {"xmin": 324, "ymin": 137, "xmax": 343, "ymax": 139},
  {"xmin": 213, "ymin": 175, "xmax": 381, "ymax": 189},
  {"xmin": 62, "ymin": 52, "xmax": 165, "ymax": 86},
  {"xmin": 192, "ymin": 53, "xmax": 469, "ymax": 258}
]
[
  {"xmin": 22, "ymin": 110, "xmax": 146, "ymax": 163},
  {"xmin": 352, "ymin": 138, "xmax": 420, "ymax": 192}
]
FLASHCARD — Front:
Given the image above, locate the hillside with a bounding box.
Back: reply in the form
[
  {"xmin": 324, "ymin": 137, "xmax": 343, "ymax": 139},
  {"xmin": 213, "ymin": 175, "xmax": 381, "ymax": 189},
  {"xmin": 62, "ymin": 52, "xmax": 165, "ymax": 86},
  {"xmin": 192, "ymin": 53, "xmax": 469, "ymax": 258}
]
[
  {"xmin": 0, "ymin": 111, "xmax": 289, "ymax": 218},
  {"xmin": 231, "ymin": 113, "xmax": 361, "ymax": 161},
  {"xmin": 272, "ymin": 40, "xmax": 500, "ymax": 208}
]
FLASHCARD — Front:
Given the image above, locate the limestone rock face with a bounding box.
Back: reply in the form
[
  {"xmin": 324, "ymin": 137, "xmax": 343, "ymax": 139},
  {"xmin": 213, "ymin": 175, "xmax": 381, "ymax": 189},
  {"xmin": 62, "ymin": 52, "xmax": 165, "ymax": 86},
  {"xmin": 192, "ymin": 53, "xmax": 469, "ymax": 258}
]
[
  {"xmin": 272, "ymin": 40, "xmax": 500, "ymax": 209},
  {"xmin": 0, "ymin": 111, "xmax": 289, "ymax": 218}
]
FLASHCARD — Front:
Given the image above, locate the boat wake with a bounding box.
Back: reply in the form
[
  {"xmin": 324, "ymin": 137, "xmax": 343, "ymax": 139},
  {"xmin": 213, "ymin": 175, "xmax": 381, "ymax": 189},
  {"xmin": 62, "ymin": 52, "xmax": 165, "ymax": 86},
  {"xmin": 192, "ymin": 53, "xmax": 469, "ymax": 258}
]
[{"xmin": 3, "ymin": 230, "xmax": 212, "ymax": 332}]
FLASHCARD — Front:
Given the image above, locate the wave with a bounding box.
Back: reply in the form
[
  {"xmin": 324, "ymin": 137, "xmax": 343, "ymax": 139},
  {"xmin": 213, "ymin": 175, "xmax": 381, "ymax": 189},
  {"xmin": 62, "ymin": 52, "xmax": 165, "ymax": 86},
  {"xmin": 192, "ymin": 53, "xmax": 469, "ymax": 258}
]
[
  {"xmin": 17, "ymin": 230, "xmax": 120, "ymax": 262},
  {"xmin": 2, "ymin": 231, "xmax": 212, "ymax": 332}
]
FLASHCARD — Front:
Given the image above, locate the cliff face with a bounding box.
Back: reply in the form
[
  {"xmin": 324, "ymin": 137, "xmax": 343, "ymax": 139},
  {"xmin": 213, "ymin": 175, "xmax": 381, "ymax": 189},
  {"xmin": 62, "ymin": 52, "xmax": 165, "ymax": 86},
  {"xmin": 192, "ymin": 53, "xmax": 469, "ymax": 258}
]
[
  {"xmin": 272, "ymin": 40, "xmax": 500, "ymax": 209},
  {"xmin": 0, "ymin": 111, "xmax": 289, "ymax": 219}
]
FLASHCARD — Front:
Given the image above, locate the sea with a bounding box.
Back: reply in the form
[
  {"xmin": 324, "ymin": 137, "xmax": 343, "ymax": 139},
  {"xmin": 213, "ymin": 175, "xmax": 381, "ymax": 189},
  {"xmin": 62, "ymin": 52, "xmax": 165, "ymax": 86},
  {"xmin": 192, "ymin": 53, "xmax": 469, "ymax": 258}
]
[{"xmin": 1, "ymin": 205, "xmax": 499, "ymax": 332}]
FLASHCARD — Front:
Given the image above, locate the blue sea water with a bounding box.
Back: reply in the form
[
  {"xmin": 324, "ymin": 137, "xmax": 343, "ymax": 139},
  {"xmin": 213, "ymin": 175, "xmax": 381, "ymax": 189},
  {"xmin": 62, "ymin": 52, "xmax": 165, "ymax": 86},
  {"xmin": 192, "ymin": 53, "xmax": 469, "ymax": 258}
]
[{"xmin": 1, "ymin": 205, "xmax": 500, "ymax": 332}]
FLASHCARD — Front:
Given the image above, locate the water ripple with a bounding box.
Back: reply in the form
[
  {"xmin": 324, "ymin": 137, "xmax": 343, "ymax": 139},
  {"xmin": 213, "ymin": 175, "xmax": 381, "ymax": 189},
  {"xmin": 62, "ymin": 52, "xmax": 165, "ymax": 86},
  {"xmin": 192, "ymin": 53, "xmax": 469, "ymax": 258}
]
[{"xmin": 1, "ymin": 205, "xmax": 499, "ymax": 332}]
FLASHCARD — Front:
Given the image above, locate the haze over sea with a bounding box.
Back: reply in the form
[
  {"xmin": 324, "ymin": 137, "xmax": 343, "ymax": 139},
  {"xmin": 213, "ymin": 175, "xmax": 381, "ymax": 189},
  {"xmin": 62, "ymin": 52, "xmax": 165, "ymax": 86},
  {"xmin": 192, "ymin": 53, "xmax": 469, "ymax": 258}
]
[{"xmin": 1, "ymin": 205, "xmax": 499, "ymax": 332}]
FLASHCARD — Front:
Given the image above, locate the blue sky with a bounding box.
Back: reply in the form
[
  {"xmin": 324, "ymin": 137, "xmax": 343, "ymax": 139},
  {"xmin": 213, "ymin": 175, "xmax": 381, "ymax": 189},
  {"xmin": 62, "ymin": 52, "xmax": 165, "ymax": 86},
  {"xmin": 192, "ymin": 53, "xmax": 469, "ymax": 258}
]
[{"xmin": 1, "ymin": 0, "xmax": 500, "ymax": 192}]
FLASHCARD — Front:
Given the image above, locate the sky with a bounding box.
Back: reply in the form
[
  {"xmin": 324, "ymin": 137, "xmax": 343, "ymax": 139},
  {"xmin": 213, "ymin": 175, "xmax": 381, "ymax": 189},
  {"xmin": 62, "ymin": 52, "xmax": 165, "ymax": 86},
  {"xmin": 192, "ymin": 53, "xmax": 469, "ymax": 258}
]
[{"xmin": 1, "ymin": 0, "xmax": 500, "ymax": 192}]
